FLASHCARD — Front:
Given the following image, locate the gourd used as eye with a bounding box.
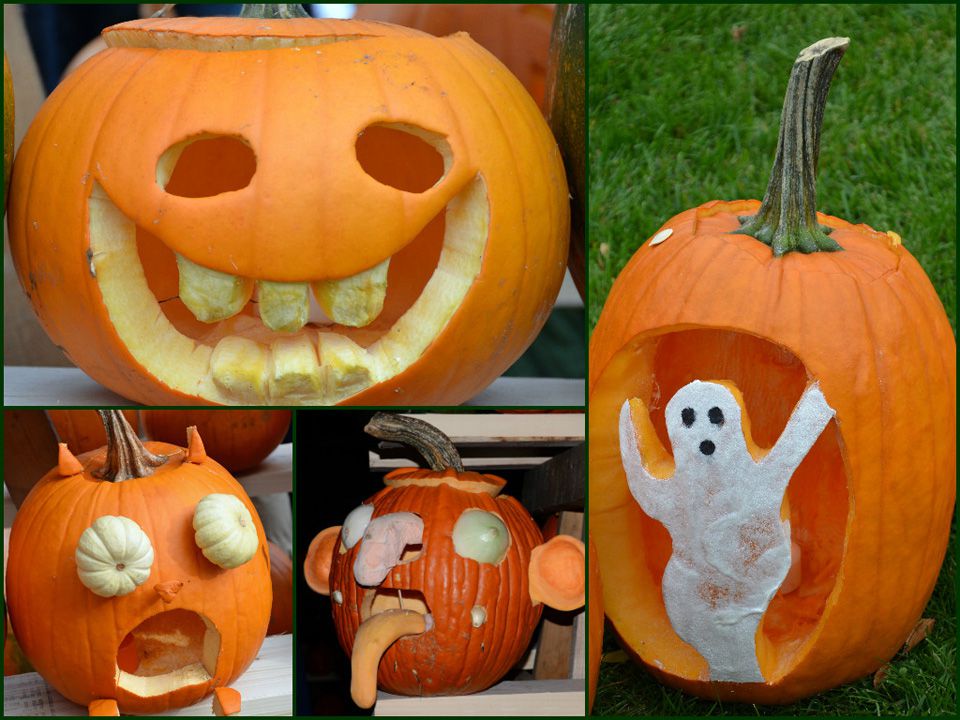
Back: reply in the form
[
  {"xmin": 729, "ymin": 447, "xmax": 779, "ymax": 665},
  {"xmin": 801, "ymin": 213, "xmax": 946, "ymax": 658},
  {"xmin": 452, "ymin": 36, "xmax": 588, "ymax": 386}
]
[
  {"xmin": 76, "ymin": 515, "xmax": 154, "ymax": 597},
  {"xmin": 452, "ymin": 510, "xmax": 510, "ymax": 565},
  {"xmin": 342, "ymin": 504, "xmax": 375, "ymax": 550}
]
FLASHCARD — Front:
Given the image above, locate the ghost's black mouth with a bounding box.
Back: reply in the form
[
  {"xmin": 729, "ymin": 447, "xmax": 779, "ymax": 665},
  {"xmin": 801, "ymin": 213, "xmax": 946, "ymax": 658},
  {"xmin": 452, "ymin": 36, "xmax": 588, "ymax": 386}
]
[{"xmin": 700, "ymin": 440, "xmax": 716, "ymax": 456}]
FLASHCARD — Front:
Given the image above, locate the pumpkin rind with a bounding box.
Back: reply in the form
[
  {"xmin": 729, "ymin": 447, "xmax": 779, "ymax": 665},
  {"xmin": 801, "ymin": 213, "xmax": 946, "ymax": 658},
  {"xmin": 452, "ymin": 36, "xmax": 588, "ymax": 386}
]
[
  {"xmin": 330, "ymin": 477, "xmax": 545, "ymax": 697},
  {"xmin": 142, "ymin": 410, "xmax": 290, "ymax": 472},
  {"xmin": 9, "ymin": 17, "xmax": 569, "ymax": 406},
  {"xmin": 6, "ymin": 436, "xmax": 271, "ymax": 713}
]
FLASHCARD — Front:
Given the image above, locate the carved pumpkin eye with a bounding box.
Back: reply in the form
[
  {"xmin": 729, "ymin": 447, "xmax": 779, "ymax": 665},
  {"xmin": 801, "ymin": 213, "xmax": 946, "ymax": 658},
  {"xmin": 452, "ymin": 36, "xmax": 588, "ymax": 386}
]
[
  {"xmin": 193, "ymin": 493, "xmax": 258, "ymax": 569},
  {"xmin": 342, "ymin": 504, "xmax": 375, "ymax": 550},
  {"xmin": 355, "ymin": 123, "xmax": 448, "ymax": 193},
  {"xmin": 76, "ymin": 516, "xmax": 154, "ymax": 597},
  {"xmin": 453, "ymin": 510, "xmax": 510, "ymax": 565}
]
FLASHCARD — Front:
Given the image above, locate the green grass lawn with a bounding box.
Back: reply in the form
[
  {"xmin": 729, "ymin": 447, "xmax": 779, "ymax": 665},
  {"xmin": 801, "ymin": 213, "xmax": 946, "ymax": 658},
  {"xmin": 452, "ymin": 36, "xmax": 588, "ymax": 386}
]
[{"xmin": 588, "ymin": 3, "xmax": 956, "ymax": 716}]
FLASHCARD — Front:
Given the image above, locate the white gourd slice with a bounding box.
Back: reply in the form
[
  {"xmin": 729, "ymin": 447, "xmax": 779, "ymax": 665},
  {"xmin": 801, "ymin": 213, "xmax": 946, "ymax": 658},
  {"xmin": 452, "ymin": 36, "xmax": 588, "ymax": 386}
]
[
  {"xmin": 342, "ymin": 504, "xmax": 375, "ymax": 550},
  {"xmin": 76, "ymin": 516, "xmax": 154, "ymax": 597},
  {"xmin": 193, "ymin": 494, "xmax": 259, "ymax": 569}
]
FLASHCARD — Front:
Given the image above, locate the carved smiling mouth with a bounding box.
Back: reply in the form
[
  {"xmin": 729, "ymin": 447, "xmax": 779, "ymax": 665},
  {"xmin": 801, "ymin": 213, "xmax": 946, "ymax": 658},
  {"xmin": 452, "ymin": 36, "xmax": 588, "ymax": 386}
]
[{"xmin": 88, "ymin": 167, "xmax": 488, "ymax": 405}]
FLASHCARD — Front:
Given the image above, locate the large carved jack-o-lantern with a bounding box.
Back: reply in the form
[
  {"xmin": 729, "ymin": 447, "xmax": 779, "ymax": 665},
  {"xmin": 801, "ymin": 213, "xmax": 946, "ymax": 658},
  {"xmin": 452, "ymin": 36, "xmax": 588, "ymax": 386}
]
[
  {"xmin": 304, "ymin": 413, "xmax": 585, "ymax": 708},
  {"xmin": 5, "ymin": 411, "xmax": 272, "ymax": 715},
  {"xmin": 590, "ymin": 39, "xmax": 955, "ymax": 702},
  {"xmin": 8, "ymin": 5, "xmax": 569, "ymax": 406}
]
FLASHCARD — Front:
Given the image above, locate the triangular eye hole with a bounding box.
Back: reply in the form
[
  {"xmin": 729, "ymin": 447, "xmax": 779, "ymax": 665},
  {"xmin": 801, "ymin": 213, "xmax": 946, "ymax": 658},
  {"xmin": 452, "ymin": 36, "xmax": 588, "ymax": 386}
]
[
  {"xmin": 342, "ymin": 504, "xmax": 375, "ymax": 550},
  {"xmin": 356, "ymin": 123, "xmax": 449, "ymax": 193}
]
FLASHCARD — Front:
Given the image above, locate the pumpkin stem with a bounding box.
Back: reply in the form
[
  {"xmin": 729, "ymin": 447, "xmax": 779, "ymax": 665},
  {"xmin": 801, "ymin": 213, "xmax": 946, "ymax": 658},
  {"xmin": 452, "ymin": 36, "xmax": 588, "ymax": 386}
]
[
  {"xmin": 365, "ymin": 413, "xmax": 464, "ymax": 472},
  {"xmin": 95, "ymin": 411, "xmax": 168, "ymax": 482},
  {"xmin": 734, "ymin": 37, "xmax": 848, "ymax": 256},
  {"xmin": 240, "ymin": 4, "xmax": 311, "ymax": 19}
]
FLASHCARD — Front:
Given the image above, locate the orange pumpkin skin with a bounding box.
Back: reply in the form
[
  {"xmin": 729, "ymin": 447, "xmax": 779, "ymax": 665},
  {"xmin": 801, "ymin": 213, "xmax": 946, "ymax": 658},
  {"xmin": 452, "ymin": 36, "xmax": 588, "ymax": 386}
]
[
  {"xmin": 47, "ymin": 410, "xmax": 140, "ymax": 455},
  {"xmin": 142, "ymin": 410, "xmax": 290, "ymax": 472},
  {"xmin": 330, "ymin": 468, "xmax": 544, "ymax": 696},
  {"xmin": 5, "ymin": 441, "xmax": 271, "ymax": 713},
  {"xmin": 587, "ymin": 536, "xmax": 603, "ymax": 711},
  {"xmin": 267, "ymin": 542, "xmax": 293, "ymax": 636},
  {"xmin": 354, "ymin": 4, "xmax": 555, "ymax": 110},
  {"xmin": 8, "ymin": 17, "xmax": 569, "ymax": 407},
  {"xmin": 589, "ymin": 200, "xmax": 956, "ymax": 702}
]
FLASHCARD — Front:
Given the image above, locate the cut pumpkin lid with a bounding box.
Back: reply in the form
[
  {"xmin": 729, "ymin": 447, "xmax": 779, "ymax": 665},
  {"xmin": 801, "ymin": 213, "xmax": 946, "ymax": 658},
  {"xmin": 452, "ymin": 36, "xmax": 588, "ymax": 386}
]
[
  {"xmin": 102, "ymin": 17, "xmax": 431, "ymax": 51},
  {"xmin": 384, "ymin": 467, "xmax": 506, "ymax": 497}
]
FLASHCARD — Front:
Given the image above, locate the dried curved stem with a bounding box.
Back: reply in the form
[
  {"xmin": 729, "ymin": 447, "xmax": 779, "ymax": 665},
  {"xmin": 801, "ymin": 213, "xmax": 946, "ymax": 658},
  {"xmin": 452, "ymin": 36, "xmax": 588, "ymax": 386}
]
[
  {"xmin": 735, "ymin": 37, "xmax": 849, "ymax": 255},
  {"xmin": 95, "ymin": 411, "xmax": 168, "ymax": 482},
  {"xmin": 365, "ymin": 413, "xmax": 464, "ymax": 472}
]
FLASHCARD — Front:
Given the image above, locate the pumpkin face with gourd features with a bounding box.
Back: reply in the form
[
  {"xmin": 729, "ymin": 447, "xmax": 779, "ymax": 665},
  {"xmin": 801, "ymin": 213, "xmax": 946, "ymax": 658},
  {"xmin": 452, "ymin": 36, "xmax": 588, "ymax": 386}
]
[
  {"xmin": 304, "ymin": 414, "xmax": 585, "ymax": 708},
  {"xmin": 8, "ymin": 5, "xmax": 569, "ymax": 406},
  {"xmin": 5, "ymin": 412, "xmax": 271, "ymax": 715},
  {"xmin": 590, "ymin": 39, "xmax": 955, "ymax": 702}
]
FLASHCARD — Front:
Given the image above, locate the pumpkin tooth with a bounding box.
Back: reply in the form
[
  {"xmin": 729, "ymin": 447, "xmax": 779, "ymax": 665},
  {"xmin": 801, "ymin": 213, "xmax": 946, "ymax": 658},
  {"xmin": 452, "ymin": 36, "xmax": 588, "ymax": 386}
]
[
  {"xmin": 209, "ymin": 336, "xmax": 269, "ymax": 403},
  {"xmin": 318, "ymin": 333, "xmax": 375, "ymax": 402},
  {"xmin": 312, "ymin": 258, "xmax": 389, "ymax": 328},
  {"xmin": 269, "ymin": 334, "xmax": 324, "ymax": 398},
  {"xmin": 257, "ymin": 280, "xmax": 309, "ymax": 333},
  {"xmin": 176, "ymin": 253, "xmax": 253, "ymax": 323}
]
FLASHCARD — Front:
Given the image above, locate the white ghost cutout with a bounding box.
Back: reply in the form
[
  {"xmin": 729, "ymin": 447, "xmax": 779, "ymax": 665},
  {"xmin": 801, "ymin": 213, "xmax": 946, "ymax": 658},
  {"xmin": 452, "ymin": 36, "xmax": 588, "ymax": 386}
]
[{"xmin": 619, "ymin": 379, "xmax": 835, "ymax": 682}]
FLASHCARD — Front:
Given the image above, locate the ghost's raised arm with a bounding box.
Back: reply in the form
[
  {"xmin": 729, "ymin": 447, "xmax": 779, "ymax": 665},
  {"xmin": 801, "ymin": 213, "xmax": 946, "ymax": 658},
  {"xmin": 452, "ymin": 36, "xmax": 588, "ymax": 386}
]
[
  {"xmin": 619, "ymin": 399, "xmax": 675, "ymax": 524},
  {"xmin": 761, "ymin": 383, "xmax": 835, "ymax": 486}
]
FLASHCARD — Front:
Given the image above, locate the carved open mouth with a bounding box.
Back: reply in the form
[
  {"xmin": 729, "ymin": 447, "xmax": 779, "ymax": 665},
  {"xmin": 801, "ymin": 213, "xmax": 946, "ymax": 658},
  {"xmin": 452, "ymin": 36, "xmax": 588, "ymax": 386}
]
[
  {"xmin": 87, "ymin": 127, "xmax": 488, "ymax": 405},
  {"xmin": 360, "ymin": 588, "xmax": 433, "ymax": 627},
  {"xmin": 115, "ymin": 609, "xmax": 219, "ymax": 697}
]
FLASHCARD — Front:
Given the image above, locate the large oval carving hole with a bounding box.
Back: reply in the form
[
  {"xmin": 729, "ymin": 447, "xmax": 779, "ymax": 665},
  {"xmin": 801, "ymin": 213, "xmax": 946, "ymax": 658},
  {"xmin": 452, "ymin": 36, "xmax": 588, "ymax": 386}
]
[
  {"xmin": 356, "ymin": 124, "xmax": 447, "ymax": 193},
  {"xmin": 158, "ymin": 135, "xmax": 256, "ymax": 198}
]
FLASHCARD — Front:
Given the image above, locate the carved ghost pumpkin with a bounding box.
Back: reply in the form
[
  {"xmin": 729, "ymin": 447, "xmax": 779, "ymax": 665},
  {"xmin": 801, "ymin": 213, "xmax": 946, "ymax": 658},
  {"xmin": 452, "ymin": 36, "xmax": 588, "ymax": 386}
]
[
  {"xmin": 589, "ymin": 39, "xmax": 955, "ymax": 702},
  {"xmin": 5, "ymin": 412, "xmax": 271, "ymax": 714},
  {"xmin": 8, "ymin": 14, "xmax": 569, "ymax": 406},
  {"xmin": 304, "ymin": 414, "xmax": 584, "ymax": 708}
]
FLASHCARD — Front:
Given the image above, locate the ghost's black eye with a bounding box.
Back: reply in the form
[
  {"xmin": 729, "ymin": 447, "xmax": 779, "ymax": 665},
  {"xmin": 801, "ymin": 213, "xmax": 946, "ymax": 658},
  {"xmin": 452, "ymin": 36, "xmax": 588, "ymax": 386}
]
[
  {"xmin": 708, "ymin": 407, "xmax": 724, "ymax": 426},
  {"xmin": 681, "ymin": 408, "xmax": 695, "ymax": 427}
]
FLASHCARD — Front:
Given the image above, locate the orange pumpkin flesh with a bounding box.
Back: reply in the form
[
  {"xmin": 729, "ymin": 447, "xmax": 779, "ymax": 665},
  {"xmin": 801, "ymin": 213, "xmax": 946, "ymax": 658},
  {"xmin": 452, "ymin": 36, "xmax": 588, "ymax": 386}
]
[
  {"xmin": 331, "ymin": 469, "xmax": 545, "ymax": 698},
  {"xmin": 589, "ymin": 38, "xmax": 955, "ymax": 703},
  {"xmin": 47, "ymin": 409, "xmax": 139, "ymax": 454},
  {"xmin": 5, "ymin": 413, "xmax": 271, "ymax": 713},
  {"xmin": 354, "ymin": 4, "xmax": 555, "ymax": 110},
  {"xmin": 9, "ymin": 16, "xmax": 568, "ymax": 406},
  {"xmin": 142, "ymin": 409, "xmax": 290, "ymax": 472},
  {"xmin": 267, "ymin": 542, "xmax": 293, "ymax": 636}
]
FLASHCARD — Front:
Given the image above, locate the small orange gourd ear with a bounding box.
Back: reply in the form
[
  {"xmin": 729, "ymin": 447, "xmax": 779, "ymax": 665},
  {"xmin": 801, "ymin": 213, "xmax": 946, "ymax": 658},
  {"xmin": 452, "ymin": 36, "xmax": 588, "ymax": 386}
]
[
  {"xmin": 304, "ymin": 526, "xmax": 342, "ymax": 595},
  {"xmin": 529, "ymin": 534, "xmax": 585, "ymax": 611}
]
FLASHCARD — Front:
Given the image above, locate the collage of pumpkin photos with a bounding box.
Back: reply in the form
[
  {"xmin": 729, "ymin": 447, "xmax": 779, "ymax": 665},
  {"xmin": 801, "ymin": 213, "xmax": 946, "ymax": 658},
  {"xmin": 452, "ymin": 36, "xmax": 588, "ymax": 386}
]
[{"xmin": 0, "ymin": 1, "xmax": 955, "ymax": 718}]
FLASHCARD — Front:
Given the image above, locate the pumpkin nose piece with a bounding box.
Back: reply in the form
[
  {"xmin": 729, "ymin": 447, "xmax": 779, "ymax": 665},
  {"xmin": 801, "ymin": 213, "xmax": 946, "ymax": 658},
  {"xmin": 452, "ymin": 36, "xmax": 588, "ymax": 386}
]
[
  {"xmin": 353, "ymin": 512, "xmax": 424, "ymax": 587},
  {"xmin": 154, "ymin": 580, "xmax": 184, "ymax": 604}
]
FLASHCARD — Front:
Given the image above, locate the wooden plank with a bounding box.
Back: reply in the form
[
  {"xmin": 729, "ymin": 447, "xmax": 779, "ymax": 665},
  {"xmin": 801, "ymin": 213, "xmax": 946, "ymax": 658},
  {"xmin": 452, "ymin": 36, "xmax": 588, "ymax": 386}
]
[
  {"xmin": 2, "ymin": 635, "xmax": 292, "ymax": 716},
  {"xmin": 371, "ymin": 453, "xmax": 558, "ymax": 471},
  {"xmin": 374, "ymin": 678, "xmax": 584, "ymax": 716},
  {"xmin": 4, "ymin": 367, "xmax": 585, "ymax": 407},
  {"xmin": 534, "ymin": 512, "xmax": 585, "ymax": 681},
  {"xmin": 522, "ymin": 444, "xmax": 586, "ymax": 515}
]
